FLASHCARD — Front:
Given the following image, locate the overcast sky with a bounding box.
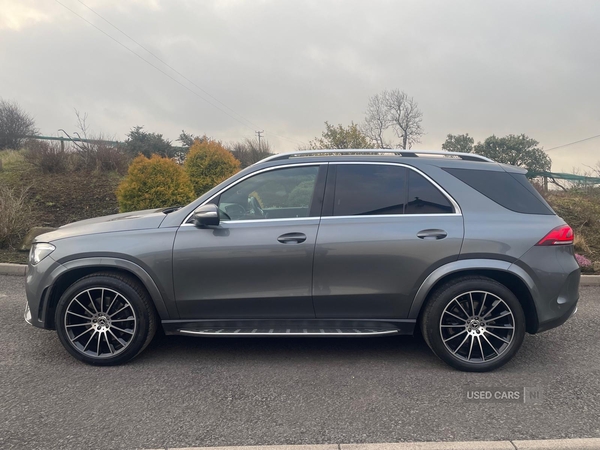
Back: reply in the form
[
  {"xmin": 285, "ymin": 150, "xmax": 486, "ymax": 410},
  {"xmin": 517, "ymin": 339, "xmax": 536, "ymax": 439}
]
[{"xmin": 1, "ymin": 0, "xmax": 599, "ymax": 172}]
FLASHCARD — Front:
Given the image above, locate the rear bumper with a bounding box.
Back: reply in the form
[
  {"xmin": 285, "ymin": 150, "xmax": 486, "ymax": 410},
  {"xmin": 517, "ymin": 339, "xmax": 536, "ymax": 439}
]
[
  {"xmin": 512, "ymin": 244, "xmax": 580, "ymax": 334},
  {"xmin": 533, "ymin": 264, "xmax": 580, "ymax": 333},
  {"xmin": 535, "ymin": 298, "xmax": 578, "ymax": 333}
]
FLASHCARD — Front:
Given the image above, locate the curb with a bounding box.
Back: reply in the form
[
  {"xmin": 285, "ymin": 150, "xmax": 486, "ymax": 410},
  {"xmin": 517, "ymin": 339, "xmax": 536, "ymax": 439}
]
[
  {"xmin": 580, "ymin": 275, "xmax": 600, "ymax": 285},
  {"xmin": 0, "ymin": 263, "xmax": 27, "ymax": 276},
  {"xmin": 2, "ymin": 263, "xmax": 600, "ymax": 285},
  {"xmin": 149, "ymin": 439, "xmax": 600, "ymax": 450}
]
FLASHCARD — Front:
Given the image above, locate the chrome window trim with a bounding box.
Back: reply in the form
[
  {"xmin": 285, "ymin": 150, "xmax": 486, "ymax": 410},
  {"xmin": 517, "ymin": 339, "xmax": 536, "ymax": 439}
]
[
  {"xmin": 181, "ymin": 160, "xmax": 461, "ymax": 226},
  {"xmin": 181, "ymin": 217, "xmax": 319, "ymax": 227},
  {"xmin": 321, "ymin": 213, "xmax": 461, "ymax": 220},
  {"xmin": 329, "ymin": 161, "xmax": 462, "ymax": 216}
]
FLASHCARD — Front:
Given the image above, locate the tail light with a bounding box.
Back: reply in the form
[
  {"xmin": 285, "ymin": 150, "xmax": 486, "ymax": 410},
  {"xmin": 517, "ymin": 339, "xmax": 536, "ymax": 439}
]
[{"xmin": 536, "ymin": 225, "xmax": 574, "ymax": 246}]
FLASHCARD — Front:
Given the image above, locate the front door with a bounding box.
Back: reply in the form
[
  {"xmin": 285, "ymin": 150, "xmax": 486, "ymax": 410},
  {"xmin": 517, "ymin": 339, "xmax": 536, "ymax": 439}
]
[
  {"xmin": 312, "ymin": 163, "xmax": 464, "ymax": 319},
  {"xmin": 173, "ymin": 164, "xmax": 327, "ymax": 319}
]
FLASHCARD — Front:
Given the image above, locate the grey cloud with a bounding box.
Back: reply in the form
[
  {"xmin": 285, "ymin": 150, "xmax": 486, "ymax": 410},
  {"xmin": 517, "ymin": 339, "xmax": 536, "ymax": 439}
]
[{"xmin": 1, "ymin": 0, "xmax": 599, "ymax": 170}]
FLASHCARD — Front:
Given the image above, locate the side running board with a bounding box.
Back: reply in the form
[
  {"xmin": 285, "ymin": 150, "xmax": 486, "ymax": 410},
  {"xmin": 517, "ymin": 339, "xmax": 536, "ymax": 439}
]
[{"xmin": 178, "ymin": 328, "xmax": 399, "ymax": 337}]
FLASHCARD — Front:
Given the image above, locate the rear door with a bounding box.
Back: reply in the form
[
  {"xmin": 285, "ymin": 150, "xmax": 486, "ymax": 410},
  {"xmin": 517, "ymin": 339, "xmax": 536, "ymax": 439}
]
[{"xmin": 312, "ymin": 162, "xmax": 464, "ymax": 319}]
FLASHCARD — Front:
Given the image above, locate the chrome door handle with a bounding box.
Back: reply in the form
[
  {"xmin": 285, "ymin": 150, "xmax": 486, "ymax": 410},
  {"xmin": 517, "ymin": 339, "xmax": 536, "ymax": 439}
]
[
  {"xmin": 277, "ymin": 232, "xmax": 307, "ymax": 244},
  {"xmin": 417, "ymin": 229, "xmax": 447, "ymax": 240}
]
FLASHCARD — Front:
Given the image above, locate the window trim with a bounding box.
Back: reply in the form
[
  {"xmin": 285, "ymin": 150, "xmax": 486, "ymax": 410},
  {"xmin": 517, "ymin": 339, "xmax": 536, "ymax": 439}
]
[
  {"xmin": 181, "ymin": 163, "xmax": 326, "ymax": 226},
  {"xmin": 323, "ymin": 162, "xmax": 461, "ymax": 218}
]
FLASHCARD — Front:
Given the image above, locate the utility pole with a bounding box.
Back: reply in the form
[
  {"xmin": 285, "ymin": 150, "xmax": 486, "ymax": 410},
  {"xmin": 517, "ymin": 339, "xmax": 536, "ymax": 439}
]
[{"xmin": 255, "ymin": 130, "xmax": 264, "ymax": 150}]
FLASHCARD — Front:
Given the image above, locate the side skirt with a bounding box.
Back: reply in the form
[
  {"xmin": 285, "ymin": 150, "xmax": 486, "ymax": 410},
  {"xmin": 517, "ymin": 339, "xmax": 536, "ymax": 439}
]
[{"xmin": 161, "ymin": 318, "xmax": 415, "ymax": 337}]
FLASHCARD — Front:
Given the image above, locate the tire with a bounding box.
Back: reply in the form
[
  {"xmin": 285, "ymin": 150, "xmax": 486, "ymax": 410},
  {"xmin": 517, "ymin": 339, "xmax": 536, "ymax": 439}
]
[
  {"xmin": 420, "ymin": 276, "xmax": 526, "ymax": 372},
  {"xmin": 55, "ymin": 272, "xmax": 157, "ymax": 366}
]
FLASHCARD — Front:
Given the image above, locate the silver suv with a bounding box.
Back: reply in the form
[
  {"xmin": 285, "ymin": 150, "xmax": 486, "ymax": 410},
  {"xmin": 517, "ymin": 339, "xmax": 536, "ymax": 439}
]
[{"xmin": 24, "ymin": 150, "xmax": 580, "ymax": 371}]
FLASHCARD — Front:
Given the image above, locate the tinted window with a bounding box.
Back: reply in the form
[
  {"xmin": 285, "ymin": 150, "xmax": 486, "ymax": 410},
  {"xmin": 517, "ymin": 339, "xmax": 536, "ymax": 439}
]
[
  {"xmin": 443, "ymin": 168, "xmax": 554, "ymax": 215},
  {"xmin": 219, "ymin": 166, "xmax": 319, "ymax": 220},
  {"xmin": 333, "ymin": 165, "xmax": 407, "ymax": 216},
  {"xmin": 406, "ymin": 170, "xmax": 454, "ymax": 214}
]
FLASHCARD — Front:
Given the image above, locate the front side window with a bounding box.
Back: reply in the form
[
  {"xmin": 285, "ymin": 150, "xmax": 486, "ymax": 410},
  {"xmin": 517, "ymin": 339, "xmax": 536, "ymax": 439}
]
[
  {"xmin": 333, "ymin": 164, "xmax": 407, "ymax": 216},
  {"xmin": 218, "ymin": 166, "xmax": 319, "ymax": 220}
]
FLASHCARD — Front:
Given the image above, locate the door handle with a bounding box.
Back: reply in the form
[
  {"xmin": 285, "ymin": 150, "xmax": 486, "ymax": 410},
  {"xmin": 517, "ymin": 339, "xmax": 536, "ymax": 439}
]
[
  {"xmin": 277, "ymin": 232, "xmax": 307, "ymax": 244},
  {"xmin": 417, "ymin": 229, "xmax": 447, "ymax": 240}
]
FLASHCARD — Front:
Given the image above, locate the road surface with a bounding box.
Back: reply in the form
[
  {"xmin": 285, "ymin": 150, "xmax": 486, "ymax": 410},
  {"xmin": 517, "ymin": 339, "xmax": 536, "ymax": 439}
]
[{"xmin": 1, "ymin": 275, "xmax": 599, "ymax": 450}]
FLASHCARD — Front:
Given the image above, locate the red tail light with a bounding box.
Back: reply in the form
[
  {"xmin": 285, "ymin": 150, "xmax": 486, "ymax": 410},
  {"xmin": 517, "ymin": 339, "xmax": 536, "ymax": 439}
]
[{"xmin": 536, "ymin": 225, "xmax": 574, "ymax": 246}]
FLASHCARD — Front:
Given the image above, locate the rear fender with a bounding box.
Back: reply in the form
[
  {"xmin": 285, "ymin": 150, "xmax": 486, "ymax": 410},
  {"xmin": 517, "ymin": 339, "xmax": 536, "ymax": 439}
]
[{"xmin": 408, "ymin": 259, "xmax": 539, "ymax": 319}]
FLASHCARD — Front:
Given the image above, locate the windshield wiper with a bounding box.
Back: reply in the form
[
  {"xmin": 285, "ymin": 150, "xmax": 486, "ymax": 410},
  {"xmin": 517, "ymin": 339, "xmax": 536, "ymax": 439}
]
[{"xmin": 161, "ymin": 206, "xmax": 182, "ymax": 214}]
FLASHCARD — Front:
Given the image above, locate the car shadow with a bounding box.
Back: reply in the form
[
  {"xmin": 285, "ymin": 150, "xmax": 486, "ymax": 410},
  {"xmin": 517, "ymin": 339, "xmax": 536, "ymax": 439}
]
[{"xmin": 138, "ymin": 331, "xmax": 440, "ymax": 367}]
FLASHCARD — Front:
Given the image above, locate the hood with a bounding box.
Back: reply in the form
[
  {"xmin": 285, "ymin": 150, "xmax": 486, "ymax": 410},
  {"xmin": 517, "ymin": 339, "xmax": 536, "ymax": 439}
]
[{"xmin": 34, "ymin": 208, "xmax": 168, "ymax": 243}]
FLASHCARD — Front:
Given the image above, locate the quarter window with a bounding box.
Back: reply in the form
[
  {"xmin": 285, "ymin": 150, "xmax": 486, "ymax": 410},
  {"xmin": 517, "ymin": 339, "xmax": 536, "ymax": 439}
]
[
  {"xmin": 443, "ymin": 168, "xmax": 553, "ymax": 215},
  {"xmin": 218, "ymin": 166, "xmax": 319, "ymax": 221}
]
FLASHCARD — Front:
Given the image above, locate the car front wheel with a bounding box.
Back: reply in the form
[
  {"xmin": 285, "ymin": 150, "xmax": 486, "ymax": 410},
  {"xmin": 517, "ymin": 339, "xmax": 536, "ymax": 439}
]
[
  {"xmin": 420, "ymin": 276, "xmax": 526, "ymax": 372},
  {"xmin": 55, "ymin": 272, "xmax": 157, "ymax": 366}
]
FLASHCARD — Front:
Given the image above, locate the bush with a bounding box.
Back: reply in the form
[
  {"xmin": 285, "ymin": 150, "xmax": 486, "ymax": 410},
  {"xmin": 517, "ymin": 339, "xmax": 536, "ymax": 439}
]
[
  {"xmin": 0, "ymin": 185, "xmax": 30, "ymax": 248},
  {"xmin": 288, "ymin": 180, "xmax": 315, "ymax": 207},
  {"xmin": 184, "ymin": 139, "xmax": 240, "ymax": 196},
  {"xmin": 124, "ymin": 126, "xmax": 175, "ymax": 159},
  {"xmin": 0, "ymin": 149, "xmax": 26, "ymax": 169},
  {"xmin": 228, "ymin": 138, "xmax": 273, "ymax": 168},
  {"xmin": 72, "ymin": 143, "xmax": 129, "ymax": 174},
  {"xmin": 0, "ymin": 99, "xmax": 38, "ymax": 150},
  {"xmin": 25, "ymin": 140, "xmax": 73, "ymax": 173},
  {"xmin": 116, "ymin": 154, "xmax": 196, "ymax": 212}
]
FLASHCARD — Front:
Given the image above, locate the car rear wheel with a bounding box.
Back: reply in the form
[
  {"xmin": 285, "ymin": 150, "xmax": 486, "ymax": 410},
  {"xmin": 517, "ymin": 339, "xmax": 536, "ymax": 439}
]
[
  {"xmin": 55, "ymin": 272, "xmax": 157, "ymax": 366},
  {"xmin": 420, "ymin": 276, "xmax": 526, "ymax": 372}
]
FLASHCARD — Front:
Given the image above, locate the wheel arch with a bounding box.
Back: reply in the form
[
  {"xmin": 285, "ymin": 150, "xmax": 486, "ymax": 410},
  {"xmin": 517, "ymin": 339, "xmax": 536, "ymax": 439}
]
[
  {"xmin": 409, "ymin": 260, "xmax": 539, "ymax": 334},
  {"xmin": 43, "ymin": 258, "xmax": 172, "ymax": 329}
]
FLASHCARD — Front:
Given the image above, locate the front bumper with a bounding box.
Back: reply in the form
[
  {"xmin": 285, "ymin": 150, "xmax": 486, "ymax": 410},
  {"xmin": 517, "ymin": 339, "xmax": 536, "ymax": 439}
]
[
  {"xmin": 25, "ymin": 255, "xmax": 63, "ymax": 330},
  {"xmin": 24, "ymin": 302, "xmax": 32, "ymax": 325}
]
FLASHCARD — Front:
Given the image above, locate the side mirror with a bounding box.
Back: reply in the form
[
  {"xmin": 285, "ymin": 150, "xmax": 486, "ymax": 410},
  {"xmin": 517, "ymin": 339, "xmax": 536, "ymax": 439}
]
[{"xmin": 192, "ymin": 204, "xmax": 220, "ymax": 228}]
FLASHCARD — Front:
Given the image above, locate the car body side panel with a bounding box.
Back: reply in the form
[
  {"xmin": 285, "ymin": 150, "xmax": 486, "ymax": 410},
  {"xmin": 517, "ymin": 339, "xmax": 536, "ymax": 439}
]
[
  {"xmin": 313, "ymin": 215, "xmax": 464, "ymax": 318},
  {"xmin": 172, "ymin": 219, "xmax": 319, "ymax": 319},
  {"xmin": 40, "ymin": 228, "xmax": 179, "ymax": 318},
  {"xmin": 459, "ymin": 211, "xmax": 566, "ymax": 262}
]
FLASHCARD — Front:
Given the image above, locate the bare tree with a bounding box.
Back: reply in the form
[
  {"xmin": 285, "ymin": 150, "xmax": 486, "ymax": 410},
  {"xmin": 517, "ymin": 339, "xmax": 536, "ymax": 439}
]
[
  {"xmin": 0, "ymin": 99, "xmax": 38, "ymax": 150},
  {"xmin": 384, "ymin": 90, "xmax": 423, "ymax": 149},
  {"xmin": 362, "ymin": 93, "xmax": 392, "ymax": 149},
  {"xmin": 363, "ymin": 90, "xmax": 423, "ymax": 149}
]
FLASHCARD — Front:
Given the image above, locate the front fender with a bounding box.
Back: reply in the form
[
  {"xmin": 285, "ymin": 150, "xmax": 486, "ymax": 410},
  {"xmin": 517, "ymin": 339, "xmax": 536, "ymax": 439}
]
[
  {"xmin": 50, "ymin": 258, "xmax": 174, "ymax": 320},
  {"xmin": 407, "ymin": 259, "xmax": 539, "ymax": 319}
]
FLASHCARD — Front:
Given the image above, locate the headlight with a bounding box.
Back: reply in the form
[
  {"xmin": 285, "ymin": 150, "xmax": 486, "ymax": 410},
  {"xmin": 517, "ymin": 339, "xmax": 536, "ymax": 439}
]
[{"xmin": 29, "ymin": 243, "xmax": 55, "ymax": 265}]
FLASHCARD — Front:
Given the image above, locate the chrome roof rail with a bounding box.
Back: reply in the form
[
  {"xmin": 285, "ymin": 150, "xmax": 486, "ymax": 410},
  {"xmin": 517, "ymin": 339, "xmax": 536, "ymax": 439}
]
[{"xmin": 257, "ymin": 149, "xmax": 494, "ymax": 164}]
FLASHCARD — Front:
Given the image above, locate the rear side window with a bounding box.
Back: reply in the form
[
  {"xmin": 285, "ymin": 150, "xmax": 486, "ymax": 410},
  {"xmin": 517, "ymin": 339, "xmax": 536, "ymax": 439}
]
[
  {"xmin": 406, "ymin": 170, "xmax": 454, "ymax": 214},
  {"xmin": 443, "ymin": 168, "xmax": 554, "ymax": 215},
  {"xmin": 333, "ymin": 165, "xmax": 407, "ymax": 216}
]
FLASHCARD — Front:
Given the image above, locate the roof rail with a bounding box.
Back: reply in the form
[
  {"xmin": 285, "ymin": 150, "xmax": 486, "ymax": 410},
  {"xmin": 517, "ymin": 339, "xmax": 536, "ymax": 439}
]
[{"xmin": 258, "ymin": 149, "xmax": 494, "ymax": 164}]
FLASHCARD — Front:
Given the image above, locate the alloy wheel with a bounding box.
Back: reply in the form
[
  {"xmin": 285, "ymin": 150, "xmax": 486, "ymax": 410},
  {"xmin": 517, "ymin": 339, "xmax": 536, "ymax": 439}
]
[
  {"xmin": 439, "ymin": 290, "xmax": 515, "ymax": 363},
  {"xmin": 63, "ymin": 287, "xmax": 137, "ymax": 358}
]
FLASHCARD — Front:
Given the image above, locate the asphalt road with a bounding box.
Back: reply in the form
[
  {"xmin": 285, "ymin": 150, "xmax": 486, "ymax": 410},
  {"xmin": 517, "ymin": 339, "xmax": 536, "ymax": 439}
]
[{"xmin": 1, "ymin": 275, "xmax": 600, "ymax": 450}]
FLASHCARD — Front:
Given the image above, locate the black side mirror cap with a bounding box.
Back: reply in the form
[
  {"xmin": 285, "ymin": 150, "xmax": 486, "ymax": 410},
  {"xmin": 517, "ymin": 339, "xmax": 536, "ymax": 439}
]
[{"xmin": 192, "ymin": 204, "xmax": 220, "ymax": 228}]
